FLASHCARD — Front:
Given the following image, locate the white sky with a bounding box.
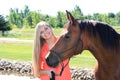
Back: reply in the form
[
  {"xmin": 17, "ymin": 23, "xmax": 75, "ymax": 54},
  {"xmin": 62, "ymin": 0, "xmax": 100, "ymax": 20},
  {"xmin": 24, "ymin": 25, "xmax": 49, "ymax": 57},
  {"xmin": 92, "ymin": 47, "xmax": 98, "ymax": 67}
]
[{"xmin": 0, "ymin": 0, "xmax": 120, "ymax": 16}]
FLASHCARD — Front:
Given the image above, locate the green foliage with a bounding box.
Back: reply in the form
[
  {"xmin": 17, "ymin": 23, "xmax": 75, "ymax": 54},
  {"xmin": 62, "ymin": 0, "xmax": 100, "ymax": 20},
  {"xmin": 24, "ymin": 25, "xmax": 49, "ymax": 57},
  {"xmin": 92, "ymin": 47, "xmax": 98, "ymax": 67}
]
[
  {"xmin": 9, "ymin": 8, "xmax": 23, "ymax": 28},
  {"xmin": 72, "ymin": 5, "xmax": 84, "ymax": 20},
  {"xmin": 57, "ymin": 12, "xmax": 63, "ymax": 28},
  {"xmin": 47, "ymin": 16, "xmax": 58, "ymax": 28},
  {"xmin": 0, "ymin": 15, "xmax": 11, "ymax": 36},
  {"xmin": 57, "ymin": 11, "xmax": 66, "ymax": 28},
  {"xmin": 2, "ymin": 5, "xmax": 120, "ymax": 30},
  {"xmin": 116, "ymin": 12, "xmax": 120, "ymax": 25},
  {"xmin": 108, "ymin": 13, "xmax": 115, "ymax": 18}
]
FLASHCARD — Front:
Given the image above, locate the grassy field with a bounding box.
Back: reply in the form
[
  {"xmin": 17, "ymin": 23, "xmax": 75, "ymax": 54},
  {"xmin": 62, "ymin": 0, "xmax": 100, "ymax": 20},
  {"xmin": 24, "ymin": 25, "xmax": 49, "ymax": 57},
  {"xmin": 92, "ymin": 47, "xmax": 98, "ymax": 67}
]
[
  {"xmin": 0, "ymin": 26, "xmax": 119, "ymax": 69},
  {"xmin": 2, "ymin": 28, "xmax": 63, "ymax": 40},
  {"xmin": 0, "ymin": 42, "xmax": 32, "ymax": 61}
]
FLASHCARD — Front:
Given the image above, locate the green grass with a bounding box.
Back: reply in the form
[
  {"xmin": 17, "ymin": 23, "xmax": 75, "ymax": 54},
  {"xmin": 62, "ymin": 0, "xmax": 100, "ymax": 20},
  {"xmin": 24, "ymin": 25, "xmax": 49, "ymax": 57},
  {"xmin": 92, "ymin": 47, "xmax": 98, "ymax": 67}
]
[
  {"xmin": 70, "ymin": 50, "xmax": 96, "ymax": 69},
  {"xmin": 0, "ymin": 42, "xmax": 33, "ymax": 61}
]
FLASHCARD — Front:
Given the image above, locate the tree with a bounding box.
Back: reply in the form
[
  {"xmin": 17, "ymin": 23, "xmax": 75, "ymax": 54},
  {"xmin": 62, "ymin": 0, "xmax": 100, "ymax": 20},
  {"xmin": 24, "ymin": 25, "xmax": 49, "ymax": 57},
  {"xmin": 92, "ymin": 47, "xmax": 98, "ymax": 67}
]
[
  {"xmin": 47, "ymin": 16, "xmax": 58, "ymax": 28},
  {"xmin": 72, "ymin": 5, "xmax": 84, "ymax": 20},
  {"xmin": 23, "ymin": 5, "xmax": 30, "ymax": 18},
  {"xmin": 85, "ymin": 14, "xmax": 93, "ymax": 20},
  {"xmin": 56, "ymin": 11, "xmax": 66, "ymax": 28},
  {"xmin": 108, "ymin": 13, "xmax": 115, "ymax": 18},
  {"xmin": 57, "ymin": 12, "xmax": 63, "ymax": 28},
  {"xmin": 93, "ymin": 13, "xmax": 102, "ymax": 21},
  {"xmin": 9, "ymin": 8, "xmax": 23, "ymax": 28},
  {"xmin": 116, "ymin": 12, "xmax": 120, "ymax": 25},
  {"xmin": 0, "ymin": 15, "xmax": 11, "ymax": 36}
]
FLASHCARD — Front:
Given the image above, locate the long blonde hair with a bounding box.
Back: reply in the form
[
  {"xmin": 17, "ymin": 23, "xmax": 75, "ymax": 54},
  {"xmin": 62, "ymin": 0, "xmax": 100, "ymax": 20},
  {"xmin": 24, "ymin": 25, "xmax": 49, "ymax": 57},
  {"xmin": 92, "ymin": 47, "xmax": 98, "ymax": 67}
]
[{"xmin": 32, "ymin": 21, "xmax": 51, "ymax": 76}]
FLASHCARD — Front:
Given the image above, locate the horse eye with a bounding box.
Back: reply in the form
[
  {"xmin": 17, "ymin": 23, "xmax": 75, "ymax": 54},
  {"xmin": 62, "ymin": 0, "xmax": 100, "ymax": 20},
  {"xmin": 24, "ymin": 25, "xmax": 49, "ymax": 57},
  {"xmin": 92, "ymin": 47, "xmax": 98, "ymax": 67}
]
[{"xmin": 65, "ymin": 35, "xmax": 70, "ymax": 39}]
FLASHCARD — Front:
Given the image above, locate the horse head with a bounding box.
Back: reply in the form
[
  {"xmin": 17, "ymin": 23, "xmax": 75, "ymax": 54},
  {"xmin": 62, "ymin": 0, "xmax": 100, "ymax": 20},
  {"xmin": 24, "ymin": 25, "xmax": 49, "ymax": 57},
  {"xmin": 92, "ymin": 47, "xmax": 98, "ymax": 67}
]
[{"xmin": 46, "ymin": 11, "xmax": 84, "ymax": 67}]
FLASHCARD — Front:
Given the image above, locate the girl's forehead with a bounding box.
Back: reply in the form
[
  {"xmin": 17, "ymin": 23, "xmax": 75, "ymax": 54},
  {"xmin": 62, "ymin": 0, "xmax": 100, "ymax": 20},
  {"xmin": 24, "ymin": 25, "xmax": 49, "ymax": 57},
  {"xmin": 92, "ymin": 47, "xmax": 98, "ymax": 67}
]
[{"xmin": 40, "ymin": 26, "xmax": 49, "ymax": 31}]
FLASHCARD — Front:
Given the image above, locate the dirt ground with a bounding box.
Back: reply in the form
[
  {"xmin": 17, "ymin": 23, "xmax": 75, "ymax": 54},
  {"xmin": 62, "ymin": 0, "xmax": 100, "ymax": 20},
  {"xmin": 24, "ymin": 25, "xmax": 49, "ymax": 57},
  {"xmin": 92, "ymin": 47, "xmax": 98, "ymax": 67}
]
[
  {"xmin": 0, "ymin": 74, "xmax": 39, "ymax": 80},
  {"xmin": 0, "ymin": 38, "xmax": 33, "ymax": 43}
]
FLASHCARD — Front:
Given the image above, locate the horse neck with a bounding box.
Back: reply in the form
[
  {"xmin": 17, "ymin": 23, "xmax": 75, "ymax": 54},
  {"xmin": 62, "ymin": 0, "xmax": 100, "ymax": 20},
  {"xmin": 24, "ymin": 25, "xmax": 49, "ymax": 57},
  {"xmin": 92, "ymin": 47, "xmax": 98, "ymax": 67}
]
[
  {"xmin": 80, "ymin": 21, "xmax": 120, "ymax": 62},
  {"xmin": 82, "ymin": 32, "xmax": 120, "ymax": 65}
]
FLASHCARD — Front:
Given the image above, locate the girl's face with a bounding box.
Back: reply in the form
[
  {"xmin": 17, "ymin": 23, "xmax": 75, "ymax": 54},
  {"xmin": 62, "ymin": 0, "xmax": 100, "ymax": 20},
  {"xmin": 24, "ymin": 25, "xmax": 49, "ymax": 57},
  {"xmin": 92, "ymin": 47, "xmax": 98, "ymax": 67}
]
[{"xmin": 40, "ymin": 26, "xmax": 53, "ymax": 40}]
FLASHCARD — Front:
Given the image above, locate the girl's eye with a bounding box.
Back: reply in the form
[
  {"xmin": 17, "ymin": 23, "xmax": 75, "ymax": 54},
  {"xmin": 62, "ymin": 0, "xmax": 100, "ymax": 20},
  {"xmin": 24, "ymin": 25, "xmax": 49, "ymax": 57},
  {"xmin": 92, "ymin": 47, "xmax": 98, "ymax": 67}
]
[{"xmin": 40, "ymin": 27, "xmax": 49, "ymax": 34}]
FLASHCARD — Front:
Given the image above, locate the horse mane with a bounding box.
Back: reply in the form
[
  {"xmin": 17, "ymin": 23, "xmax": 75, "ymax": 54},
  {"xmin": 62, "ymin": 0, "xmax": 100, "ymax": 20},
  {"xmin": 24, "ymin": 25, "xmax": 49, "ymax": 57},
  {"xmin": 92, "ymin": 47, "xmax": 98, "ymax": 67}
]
[{"xmin": 79, "ymin": 20, "xmax": 120, "ymax": 50}]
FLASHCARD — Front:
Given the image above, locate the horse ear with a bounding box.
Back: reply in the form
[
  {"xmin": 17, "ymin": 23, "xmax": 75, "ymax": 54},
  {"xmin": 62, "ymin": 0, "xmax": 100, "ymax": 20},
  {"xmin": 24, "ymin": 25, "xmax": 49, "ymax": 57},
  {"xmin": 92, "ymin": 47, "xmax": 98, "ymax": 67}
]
[{"xmin": 66, "ymin": 10, "xmax": 75, "ymax": 24}]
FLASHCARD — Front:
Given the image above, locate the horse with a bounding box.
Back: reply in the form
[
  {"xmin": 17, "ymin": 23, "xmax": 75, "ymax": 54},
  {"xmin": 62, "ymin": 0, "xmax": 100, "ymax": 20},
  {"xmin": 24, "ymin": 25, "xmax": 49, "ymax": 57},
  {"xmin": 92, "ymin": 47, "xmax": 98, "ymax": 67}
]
[{"xmin": 46, "ymin": 11, "xmax": 120, "ymax": 80}]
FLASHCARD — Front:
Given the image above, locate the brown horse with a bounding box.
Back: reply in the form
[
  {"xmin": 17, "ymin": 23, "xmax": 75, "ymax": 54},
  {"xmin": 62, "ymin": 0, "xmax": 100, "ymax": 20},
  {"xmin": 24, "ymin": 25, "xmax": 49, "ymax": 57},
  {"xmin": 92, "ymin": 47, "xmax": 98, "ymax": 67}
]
[{"xmin": 46, "ymin": 11, "xmax": 120, "ymax": 80}]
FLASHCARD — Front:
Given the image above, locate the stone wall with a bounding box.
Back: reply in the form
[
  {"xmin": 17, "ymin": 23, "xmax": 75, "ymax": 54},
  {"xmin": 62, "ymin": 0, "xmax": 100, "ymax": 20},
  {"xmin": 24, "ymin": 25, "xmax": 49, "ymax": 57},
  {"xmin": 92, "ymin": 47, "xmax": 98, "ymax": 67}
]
[
  {"xmin": 71, "ymin": 68, "xmax": 95, "ymax": 80},
  {"xmin": 0, "ymin": 59, "xmax": 95, "ymax": 80}
]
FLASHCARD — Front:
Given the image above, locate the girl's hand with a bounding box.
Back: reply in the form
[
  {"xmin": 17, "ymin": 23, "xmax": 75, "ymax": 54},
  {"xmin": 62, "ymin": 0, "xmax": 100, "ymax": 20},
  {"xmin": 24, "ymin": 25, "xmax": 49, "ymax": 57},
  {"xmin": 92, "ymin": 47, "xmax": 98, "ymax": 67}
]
[
  {"xmin": 47, "ymin": 70, "xmax": 52, "ymax": 78},
  {"xmin": 47, "ymin": 70, "xmax": 55, "ymax": 80}
]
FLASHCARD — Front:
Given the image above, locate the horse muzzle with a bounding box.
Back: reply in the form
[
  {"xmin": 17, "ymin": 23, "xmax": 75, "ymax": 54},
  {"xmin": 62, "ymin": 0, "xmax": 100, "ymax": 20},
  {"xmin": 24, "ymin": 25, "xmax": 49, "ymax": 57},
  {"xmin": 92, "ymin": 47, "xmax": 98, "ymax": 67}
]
[{"xmin": 46, "ymin": 52, "xmax": 60, "ymax": 68}]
